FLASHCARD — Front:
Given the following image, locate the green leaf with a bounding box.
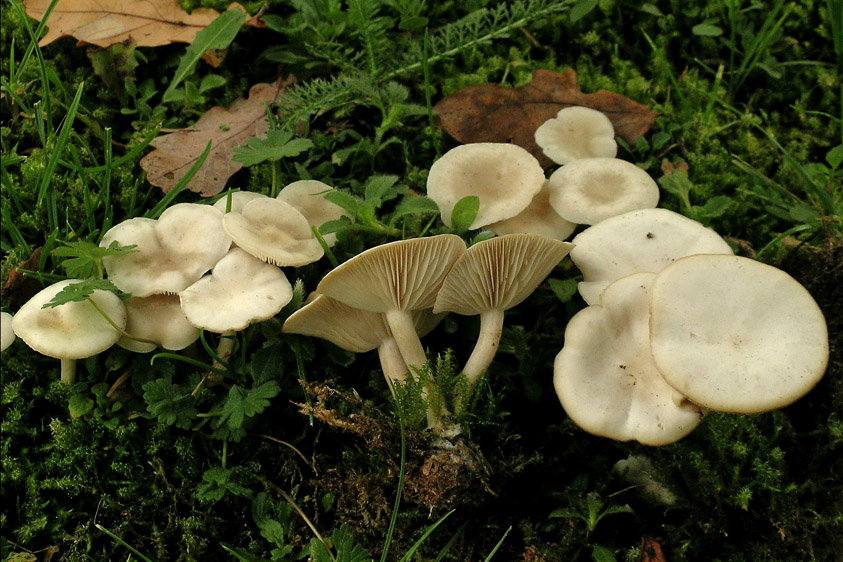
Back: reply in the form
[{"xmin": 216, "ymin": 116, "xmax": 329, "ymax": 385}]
[
  {"xmin": 591, "ymin": 544, "xmax": 617, "ymax": 562},
  {"xmin": 52, "ymin": 239, "xmax": 137, "ymax": 280},
  {"xmin": 699, "ymin": 195, "xmax": 732, "ymax": 218},
  {"xmin": 333, "ymin": 525, "xmax": 371, "ymax": 562},
  {"xmin": 826, "ymin": 144, "xmax": 843, "ymax": 169},
  {"xmin": 143, "ymin": 375, "xmax": 197, "ymax": 430},
  {"xmin": 324, "ymin": 190, "xmax": 360, "ymax": 216},
  {"xmin": 163, "ymin": 8, "xmax": 246, "ymax": 102},
  {"xmin": 68, "ymin": 394, "xmax": 94, "ymax": 418},
  {"xmin": 232, "ymin": 130, "xmax": 314, "ymax": 167},
  {"xmin": 217, "ymin": 382, "xmax": 280, "ymax": 432},
  {"xmin": 199, "ymin": 74, "xmax": 227, "ymax": 94},
  {"xmin": 363, "ymin": 175, "xmax": 400, "ymax": 204},
  {"xmin": 692, "ymin": 22, "xmax": 723, "ymax": 37},
  {"xmin": 450, "ymin": 195, "xmax": 480, "ymax": 234},
  {"xmin": 42, "ymin": 279, "xmax": 127, "ymax": 308},
  {"xmin": 391, "ymin": 196, "xmax": 440, "ymax": 220},
  {"xmin": 197, "ymin": 467, "xmax": 252, "ymax": 501},
  {"xmin": 547, "ymin": 278, "xmax": 579, "ymax": 303},
  {"xmin": 570, "ymin": 0, "xmax": 598, "ymax": 23}
]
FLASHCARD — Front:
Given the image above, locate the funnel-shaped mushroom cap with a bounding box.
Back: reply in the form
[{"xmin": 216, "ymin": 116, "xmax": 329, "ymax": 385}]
[
  {"xmin": 222, "ymin": 198, "xmax": 324, "ymax": 267},
  {"xmin": 571, "ymin": 208, "xmax": 734, "ymax": 304},
  {"xmin": 277, "ymin": 180, "xmax": 352, "ymax": 247},
  {"xmin": 554, "ymin": 273, "xmax": 703, "ymax": 446},
  {"xmin": 180, "ymin": 248, "xmax": 293, "ymax": 333},
  {"xmin": 316, "ymin": 234, "xmax": 466, "ymax": 313},
  {"xmin": 1, "ymin": 312, "xmax": 15, "ymax": 352},
  {"xmin": 101, "ymin": 203, "xmax": 232, "ymax": 297},
  {"xmin": 213, "ymin": 191, "xmax": 268, "ymax": 214},
  {"xmin": 547, "ymin": 158, "xmax": 659, "ymax": 225},
  {"xmin": 427, "ymin": 143, "xmax": 545, "ymax": 230},
  {"xmin": 433, "ymin": 234, "xmax": 574, "ymax": 315},
  {"xmin": 487, "ymin": 183, "xmax": 577, "ymax": 241},
  {"xmin": 534, "ymin": 106, "xmax": 618, "ymax": 165},
  {"xmin": 118, "ymin": 295, "xmax": 200, "ymax": 353},
  {"xmin": 649, "ymin": 254, "xmax": 829, "ymax": 414},
  {"xmin": 12, "ymin": 279, "xmax": 127, "ymax": 359}
]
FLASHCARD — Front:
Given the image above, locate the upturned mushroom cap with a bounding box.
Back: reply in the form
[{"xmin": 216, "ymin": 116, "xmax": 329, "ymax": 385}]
[
  {"xmin": 180, "ymin": 248, "xmax": 293, "ymax": 333},
  {"xmin": 11, "ymin": 279, "xmax": 127, "ymax": 359},
  {"xmin": 213, "ymin": 191, "xmax": 268, "ymax": 214},
  {"xmin": 426, "ymin": 143, "xmax": 546, "ymax": 230},
  {"xmin": 222, "ymin": 198, "xmax": 324, "ymax": 267},
  {"xmin": 118, "ymin": 295, "xmax": 200, "ymax": 353},
  {"xmin": 277, "ymin": 180, "xmax": 352, "ymax": 246},
  {"xmin": 534, "ymin": 106, "xmax": 618, "ymax": 165},
  {"xmin": 570, "ymin": 208, "xmax": 734, "ymax": 304},
  {"xmin": 553, "ymin": 273, "xmax": 703, "ymax": 446},
  {"xmin": 1, "ymin": 312, "xmax": 15, "ymax": 352},
  {"xmin": 101, "ymin": 203, "xmax": 232, "ymax": 297},
  {"xmin": 486, "ymin": 182, "xmax": 577, "ymax": 241},
  {"xmin": 547, "ymin": 158, "xmax": 659, "ymax": 225},
  {"xmin": 649, "ymin": 254, "xmax": 829, "ymax": 414}
]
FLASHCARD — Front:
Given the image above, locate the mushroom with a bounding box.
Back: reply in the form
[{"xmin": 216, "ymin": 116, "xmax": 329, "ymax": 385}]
[
  {"xmin": 276, "ymin": 180, "xmax": 352, "ymax": 246},
  {"xmin": 433, "ymin": 233, "xmax": 574, "ymax": 391},
  {"xmin": 1, "ymin": 312, "xmax": 15, "ymax": 352},
  {"xmin": 534, "ymin": 106, "xmax": 618, "ymax": 165},
  {"xmin": 221, "ymin": 198, "xmax": 324, "ymax": 267},
  {"xmin": 180, "ymin": 248, "xmax": 294, "ymax": 359},
  {"xmin": 213, "ymin": 191, "xmax": 268, "ymax": 214},
  {"xmin": 11, "ymin": 279, "xmax": 128, "ymax": 384},
  {"xmin": 553, "ymin": 273, "xmax": 703, "ymax": 446},
  {"xmin": 486, "ymin": 182, "xmax": 577, "ymax": 241},
  {"xmin": 101, "ymin": 203, "xmax": 232, "ymax": 297},
  {"xmin": 649, "ymin": 254, "xmax": 829, "ymax": 414},
  {"xmin": 570, "ymin": 208, "xmax": 734, "ymax": 304},
  {"xmin": 117, "ymin": 295, "xmax": 200, "ymax": 353},
  {"xmin": 547, "ymin": 158, "xmax": 659, "ymax": 225},
  {"xmin": 426, "ymin": 143, "xmax": 546, "ymax": 230}
]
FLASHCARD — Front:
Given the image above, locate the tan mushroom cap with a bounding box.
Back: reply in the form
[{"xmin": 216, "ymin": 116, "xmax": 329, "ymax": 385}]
[
  {"xmin": 570, "ymin": 208, "xmax": 734, "ymax": 304},
  {"xmin": 426, "ymin": 143, "xmax": 546, "ymax": 230},
  {"xmin": 649, "ymin": 254, "xmax": 829, "ymax": 414},
  {"xmin": 547, "ymin": 158, "xmax": 659, "ymax": 225},
  {"xmin": 222, "ymin": 198, "xmax": 324, "ymax": 267},
  {"xmin": 180, "ymin": 248, "xmax": 293, "ymax": 333},
  {"xmin": 486, "ymin": 182, "xmax": 577, "ymax": 241},
  {"xmin": 118, "ymin": 294, "xmax": 200, "ymax": 353},
  {"xmin": 1, "ymin": 312, "xmax": 16, "ymax": 352},
  {"xmin": 101, "ymin": 203, "xmax": 232, "ymax": 297},
  {"xmin": 11, "ymin": 279, "xmax": 127, "ymax": 359},
  {"xmin": 534, "ymin": 106, "xmax": 618, "ymax": 165},
  {"xmin": 277, "ymin": 180, "xmax": 351, "ymax": 246},
  {"xmin": 213, "ymin": 191, "xmax": 268, "ymax": 214},
  {"xmin": 554, "ymin": 273, "xmax": 703, "ymax": 446}
]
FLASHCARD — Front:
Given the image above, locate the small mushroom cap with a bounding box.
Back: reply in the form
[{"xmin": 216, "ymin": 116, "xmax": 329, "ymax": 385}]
[
  {"xmin": 426, "ymin": 143, "xmax": 545, "ymax": 230},
  {"xmin": 570, "ymin": 208, "xmax": 734, "ymax": 304},
  {"xmin": 222, "ymin": 198, "xmax": 324, "ymax": 267},
  {"xmin": 277, "ymin": 180, "xmax": 352, "ymax": 247},
  {"xmin": 118, "ymin": 295, "xmax": 200, "ymax": 353},
  {"xmin": 486, "ymin": 182, "xmax": 577, "ymax": 241},
  {"xmin": 101, "ymin": 203, "xmax": 232, "ymax": 297},
  {"xmin": 434, "ymin": 233, "xmax": 574, "ymax": 315},
  {"xmin": 317, "ymin": 234, "xmax": 466, "ymax": 313},
  {"xmin": 180, "ymin": 248, "xmax": 294, "ymax": 333},
  {"xmin": 213, "ymin": 191, "xmax": 268, "ymax": 214},
  {"xmin": 1, "ymin": 312, "xmax": 15, "ymax": 352},
  {"xmin": 534, "ymin": 106, "xmax": 618, "ymax": 165},
  {"xmin": 547, "ymin": 158, "xmax": 659, "ymax": 225},
  {"xmin": 649, "ymin": 254, "xmax": 829, "ymax": 414},
  {"xmin": 554, "ymin": 273, "xmax": 703, "ymax": 446},
  {"xmin": 11, "ymin": 279, "xmax": 127, "ymax": 359}
]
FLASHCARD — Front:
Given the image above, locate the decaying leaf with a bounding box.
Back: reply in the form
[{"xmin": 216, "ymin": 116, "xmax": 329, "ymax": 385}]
[
  {"xmin": 140, "ymin": 77, "xmax": 295, "ymax": 197},
  {"xmin": 434, "ymin": 69, "xmax": 657, "ymax": 168},
  {"xmin": 24, "ymin": 0, "xmax": 262, "ymax": 48},
  {"xmin": 2, "ymin": 247, "xmax": 43, "ymax": 306}
]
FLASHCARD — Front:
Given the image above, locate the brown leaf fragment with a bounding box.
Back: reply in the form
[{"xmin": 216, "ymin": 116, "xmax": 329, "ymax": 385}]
[
  {"xmin": 2, "ymin": 247, "xmax": 43, "ymax": 306},
  {"xmin": 139, "ymin": 77, "xmax": 295, "ymax": 197},
  {"xmin": 434, "ymin": 69, "xmax": 657, "ymax": 168},
  {"xmin": 639, "ymin": 536, "xmax": 667, "ymax": 562}
]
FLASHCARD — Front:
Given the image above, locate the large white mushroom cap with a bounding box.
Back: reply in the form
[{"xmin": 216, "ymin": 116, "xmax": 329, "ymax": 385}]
[
  {"xmin": 554, "ymin": 273, "xmax": 703, "ymax": 446},
  {"xmin": 101, "ymin": 203, "xmax": 232, "ymax": 297},
  {"xmin": 570, "ymin": 208, "xmax": 734, "ymax": 304},
  {"xmin": 277, "ymin": 180, "xmax": 352, "ymax": 247},
  {"xmin": 1, "ymin": 312, "xmax": 15, "ymax": 352},
  {"xmin": 547, "ymin": 158, "xmax": 659, "ymax": 225},
  {"xmin": 426, "ymin": 143, "xmax": 545, "ymax": 230},
  {"xmin": 534, "ymin": 106, "xmax": 618, "ymax": 165},
  {"xmin": 649, "ymin": 254, "xmax": 829, "ymax": 414}
]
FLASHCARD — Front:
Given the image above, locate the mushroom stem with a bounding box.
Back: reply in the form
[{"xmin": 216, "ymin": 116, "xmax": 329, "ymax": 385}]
[
  {"xmin": 462, "ymin": 308, "xmax": 506, "ymax": 390},
  {"xmin": 377, "ymin": 338, "xmax": 409, "ymax": 397},
  {"xmin": 60, "ymin": 358, "xmax": 77, "ymax": 385},
  {"xmin": 216, "ymin": 331, "xmax": 237, "ymax": 362},
  {"xmin": 384, "ymin": 310, "xmax": 427, "ymax": 372}
]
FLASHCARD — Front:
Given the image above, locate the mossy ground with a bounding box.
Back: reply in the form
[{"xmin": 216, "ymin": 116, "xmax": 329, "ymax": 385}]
[{"xmin": 1, "ymin": 1, "xmax": 841, "ymax": 561}]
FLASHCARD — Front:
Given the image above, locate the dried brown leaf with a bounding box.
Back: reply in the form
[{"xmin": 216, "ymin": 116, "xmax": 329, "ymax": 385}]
[
  {"xmin": 139, "ymin": 77, "xmax": 295, "ymax": 197},
  {"xmin": 434, "ymin": 69, "xmax": 658, "ymax": 168}
]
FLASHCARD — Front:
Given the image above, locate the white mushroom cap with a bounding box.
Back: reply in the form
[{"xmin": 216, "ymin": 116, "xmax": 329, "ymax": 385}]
[
  {"xmin": 649, "ymin": 254, "xmax": 829, "ymax": 414},
  {"xmin": 11, "ymin": 279, "xmax": 127, "ymax": 360},
  {"xmin": 277, "ymin": 180, "xmax": 352, "ymax": 247},
  {"xmin": 426, "ymin": 143, "xmax": 546, "ymax": 230},
  {"xmin": 547, "ymin": 158, "xmax": 659, "ymax": 225},
  {"xmin": 570, "ymin": 208, "xmax": 734, "ymax": 304},
  {"xmin": 180, "ymin": 248, "xmax": 294, "ymax": 333},
  {"xmin": 486, "ymin": 182, "xmax": 577, "ymax": 241},
  {"xmin": 117, "ymin": 295, "xmax": 200, "ymax": 353},
  {"xmin": 1, "ymin": 312, "xmax": 15, "ymax": 352},
  {"xmin": 222, "ymin": 198, "xmax": 324, "ymax": 267},
  {"xmin": 534, "ymin": 106, "xmax": 618, "ymax": 165},
  {"xmin": 213, "ymin": 191, "xmax": 268, "ymax": 214},
  {"xmin": 101, "ymin": 203, "xmax": 232, "ymax": 297},
  {"xmin": 554, "ymin": 273, "xmax": 703, "ymax": 446}
]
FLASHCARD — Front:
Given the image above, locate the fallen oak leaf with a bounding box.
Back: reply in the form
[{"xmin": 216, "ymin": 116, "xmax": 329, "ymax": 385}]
[
  {"xmin": 140, "ymin": 77, "xmax": 296, "ymax": 197},
  {"xmin": 434, "ymin": 69, "xmax": 657, "ymax": 168}
]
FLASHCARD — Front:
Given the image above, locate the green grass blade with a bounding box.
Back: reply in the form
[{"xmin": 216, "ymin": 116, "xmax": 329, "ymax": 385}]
[
  {"xmin": 94, "ymin": 524, "xmax": 154, "ymax": 562},
  {"xmin": 396, "ymin": 510, "xmax": 455, "ymax": 562},
  {"xmin": 481, "ymin": 526, "xmax": 512, "ymax": 562}
]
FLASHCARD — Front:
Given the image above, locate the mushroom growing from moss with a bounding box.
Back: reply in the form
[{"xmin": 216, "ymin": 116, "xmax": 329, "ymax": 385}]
[{"xmin": 534, "ymin": 106, "xmax": 618, "ymax": 165}]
